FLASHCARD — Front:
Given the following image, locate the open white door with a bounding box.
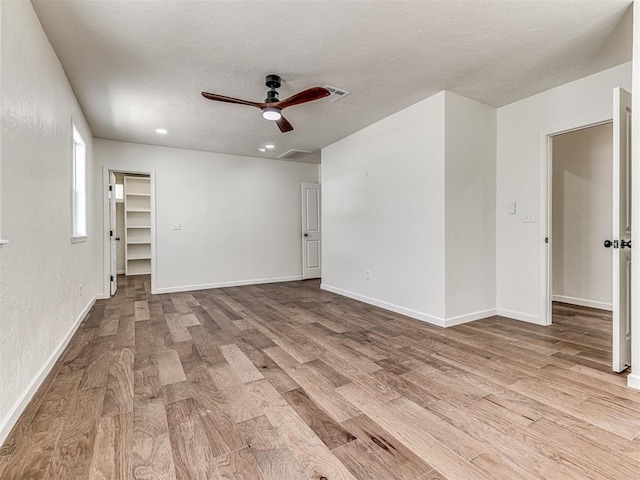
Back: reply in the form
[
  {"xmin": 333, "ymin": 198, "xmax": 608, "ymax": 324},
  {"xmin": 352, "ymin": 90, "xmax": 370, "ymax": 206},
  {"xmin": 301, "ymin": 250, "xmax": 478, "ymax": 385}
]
[
  {"xmin": 302, "ymin": 183, "xmax": 321, "ymax": 279},
  {"xmin": 612, "ymin": 87, "xmax": 632, "ymax": 372},
  {"xmin": 109, "ymin": 172, "xmax": 118, "ymax": 296}
]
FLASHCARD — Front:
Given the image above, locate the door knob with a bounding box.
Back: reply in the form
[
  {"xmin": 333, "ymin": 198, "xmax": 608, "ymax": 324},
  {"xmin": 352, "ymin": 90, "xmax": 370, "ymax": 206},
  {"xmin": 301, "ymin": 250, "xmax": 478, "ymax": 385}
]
[
  {"xmin": 115, "ymin": 237, "xmax": 121, "ymax": 241},
  {"xmin": 621, "ymin": 239, "xmax": 631, "ymax": 249},
  {"xmin": 304, "ymin": 233, "xmax": 309, "ymax": 237},
  {"xmin": 604, "ymin": 240, "xmax": 612, "ymax": 248}
]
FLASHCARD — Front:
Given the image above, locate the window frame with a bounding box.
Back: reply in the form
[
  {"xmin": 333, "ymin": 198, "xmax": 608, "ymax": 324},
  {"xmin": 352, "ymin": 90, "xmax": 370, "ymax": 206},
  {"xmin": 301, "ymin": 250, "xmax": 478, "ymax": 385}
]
[{"xmin": 71, "ymin": 123, "xmax": 88, "ymax": 243}]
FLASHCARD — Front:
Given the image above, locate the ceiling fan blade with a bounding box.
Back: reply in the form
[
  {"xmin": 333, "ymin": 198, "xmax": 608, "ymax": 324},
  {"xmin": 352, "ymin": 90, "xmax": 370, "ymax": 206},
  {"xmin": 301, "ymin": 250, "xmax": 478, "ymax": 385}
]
[
  {"xmin": 278, "ymin": 87, "xmax": 330, "ymax": 109},
  {"xmin": 276, "ymin": 115, "xmax": 294, "ymax": 133},
  {"xmin": 201, "ymin": 92, "xmax": 264, "ymax": 108}
]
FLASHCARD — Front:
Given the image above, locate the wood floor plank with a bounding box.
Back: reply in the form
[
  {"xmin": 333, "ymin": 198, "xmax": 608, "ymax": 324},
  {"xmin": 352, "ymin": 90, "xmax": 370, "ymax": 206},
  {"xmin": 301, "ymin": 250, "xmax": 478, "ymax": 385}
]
[
  {"xmin": 236, "ymin": 415, "xmax": 307, "ymax": 480},
  {"xmin": 341, "ymin": 414, "xmax": 433, "ymax": 479},
  {"xmin": 79, "ymin": 337, "xmax": 116, "ymax": 390},
  {"xmin": 135, "ymin": 300, "xmax": 151, "ymax": 322},
  {"xmin": 88, "ymin": 412, "xmax": 132, "ymax": 480},
  {"xmin": 3, "ymin": 278, "xmax": 637, "ymax": 480},
  {"xmin": 132, "ymin": 433, "xmax": 176, "ymax": 480},
  {"xmin": 0, "ymin": 370, "xmax": 83, "ymax": 480},
  {"xmin": 186, "ymin": 365, "xmax": 247, "ymax": 455},
  {"xmin": 133, "ymin": 402, "xmax": 169, "ymax": 441},
  {"xmin": 166, "ymin": 313, "xmax": 193, "ymax": 343},
  {"xmin": 332, "ymin": 439, "xmax": 402, "ymax": 480},
  {"xmin": 336, "ymin": 383, "xmax": 492, "ymax": 480},
  {"xmin": 264, "ymin": 404, "xmax": 358, "ymax": 480},
  {"xmin": 165, "ymin": 398, "xmax": 219, "ymax": 480},
  {"xmin": 206, "ymin": 364, "xmax": 263, "ymax": 423},
  {"xmin": 281, "ymin": 363, "xmax": 361, "ymax": 422},
  {"xmin": 219, "ymin": 343, "xmax": 265, "ymax": 383},
  {"xmin": 102, "ymin": 348, "xmax": 135, "ymax": 416},
  {"xmin": 44, "ymin": 386, "xmax": 105, "ymax": 479},
  {"xmin": 215, "ymin": 447, "xmax": 264, "ymax": 480},
  {"xmin": 156, "ymin": 349, "xmax": 187, "ymax": 386},
  {"xmin": 282, "ymin": 388, "xmax": 356, "ymax": 449}
]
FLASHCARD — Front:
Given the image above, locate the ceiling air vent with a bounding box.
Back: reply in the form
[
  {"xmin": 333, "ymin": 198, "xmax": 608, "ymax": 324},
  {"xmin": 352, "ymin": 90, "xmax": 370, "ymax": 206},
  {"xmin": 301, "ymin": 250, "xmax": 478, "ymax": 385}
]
[
  {"xmin": 324, "ymin": 85, "xmax": 350, "ymax": 103},
  {"xmin": 278, "ymin": 149, "xmax": 313, "ymax": 160}
]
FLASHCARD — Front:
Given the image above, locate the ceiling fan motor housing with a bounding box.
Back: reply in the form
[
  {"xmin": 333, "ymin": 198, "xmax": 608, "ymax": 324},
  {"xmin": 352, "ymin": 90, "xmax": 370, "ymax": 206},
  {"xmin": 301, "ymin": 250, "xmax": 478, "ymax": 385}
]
[
  {"xmin": 265, "ymin": 90, "xmax": 279, "ymax": 103},
  {"xmin": 265, "ymin": 74, "xmax": 281, "ymax": 89}
]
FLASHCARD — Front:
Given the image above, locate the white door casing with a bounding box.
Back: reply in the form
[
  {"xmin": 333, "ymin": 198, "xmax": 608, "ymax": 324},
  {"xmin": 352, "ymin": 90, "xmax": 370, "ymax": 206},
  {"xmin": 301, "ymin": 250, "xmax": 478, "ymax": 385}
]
[
  {"xmin": 302, "ymin": 183, "xmax": 321, "ymax": 280},
  {"xmin": 612, "ymin": 87, "xmax": 632, "ymax": 373},
  {"xmin": 109, "ymin": 171, "xmax": 118, "ymax": 296}
]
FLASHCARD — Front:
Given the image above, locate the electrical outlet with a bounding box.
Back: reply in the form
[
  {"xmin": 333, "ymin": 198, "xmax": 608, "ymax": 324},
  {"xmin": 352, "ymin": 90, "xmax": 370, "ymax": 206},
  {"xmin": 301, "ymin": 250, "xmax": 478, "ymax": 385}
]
[
  {"xmin": 524, "ymin": 212, "xmax": 536, "ymax": 223},
  {"xmin": 172, "ymin": 222, "xmax": 181, "ymax": 230}
]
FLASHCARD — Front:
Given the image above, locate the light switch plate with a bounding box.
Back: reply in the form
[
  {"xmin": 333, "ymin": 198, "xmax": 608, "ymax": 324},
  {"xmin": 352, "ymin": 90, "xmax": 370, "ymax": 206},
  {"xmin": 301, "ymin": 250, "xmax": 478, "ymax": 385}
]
[{"xmin": 508, "ymin": 201, "xmax": 517, "ymax": 214}]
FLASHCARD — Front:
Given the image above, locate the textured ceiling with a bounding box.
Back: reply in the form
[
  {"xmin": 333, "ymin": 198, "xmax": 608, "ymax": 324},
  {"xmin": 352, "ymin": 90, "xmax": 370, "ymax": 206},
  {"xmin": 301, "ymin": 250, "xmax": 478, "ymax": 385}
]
[{"xmin": 31, "ymin": 0, "xmax": 632, "ymax": 163}]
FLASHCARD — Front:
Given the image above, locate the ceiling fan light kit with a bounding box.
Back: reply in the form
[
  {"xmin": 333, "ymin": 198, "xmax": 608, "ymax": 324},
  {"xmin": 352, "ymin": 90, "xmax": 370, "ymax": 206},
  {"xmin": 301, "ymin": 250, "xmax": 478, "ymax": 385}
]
[
  {"xmin": 262, "ymin": 106, "xmax": 282, "ymax": 121},
  {"xmin": 202, "ymin": 74, "xmax": 330, "ymax": 133}
]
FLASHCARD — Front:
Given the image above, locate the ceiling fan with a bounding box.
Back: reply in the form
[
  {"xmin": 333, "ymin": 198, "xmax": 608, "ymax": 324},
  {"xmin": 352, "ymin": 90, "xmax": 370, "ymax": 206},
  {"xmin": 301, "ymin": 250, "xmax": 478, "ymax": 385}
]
[{"xmin": 201, "ymin": 75, "xmax": 330, "ymax": 133}]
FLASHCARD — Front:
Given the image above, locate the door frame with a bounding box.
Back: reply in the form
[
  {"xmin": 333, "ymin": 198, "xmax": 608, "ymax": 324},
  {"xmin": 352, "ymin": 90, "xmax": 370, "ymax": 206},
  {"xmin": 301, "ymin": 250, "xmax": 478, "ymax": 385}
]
[
  {"xmin": 540, "ymin": 118, "xmax": 612, "ymax": 326},
  {"xmin": 102, "ymin": 166, "xmax": 157, "ymax": 296}
]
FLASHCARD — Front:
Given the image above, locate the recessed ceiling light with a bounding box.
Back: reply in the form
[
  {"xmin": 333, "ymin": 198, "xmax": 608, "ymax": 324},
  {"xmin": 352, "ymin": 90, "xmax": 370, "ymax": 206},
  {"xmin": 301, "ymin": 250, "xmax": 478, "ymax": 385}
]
[
  {"xmin": 265, "ymin": 144, "xmax": 275, "ymax": 149},
  {"xmin": 155, "ymin": 128, "xmax": 168, "ymax": 134},
  {"xmin": 258, "ymin": 148, "xmax": 266, "ymax": 152}
]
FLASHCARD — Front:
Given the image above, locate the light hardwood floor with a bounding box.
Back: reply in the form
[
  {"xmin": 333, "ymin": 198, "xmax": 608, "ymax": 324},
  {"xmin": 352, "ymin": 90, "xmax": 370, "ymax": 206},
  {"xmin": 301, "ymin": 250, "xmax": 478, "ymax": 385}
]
[{"xmin": 1, "ymin": 276, "xmax": 639, "ymax": 479}]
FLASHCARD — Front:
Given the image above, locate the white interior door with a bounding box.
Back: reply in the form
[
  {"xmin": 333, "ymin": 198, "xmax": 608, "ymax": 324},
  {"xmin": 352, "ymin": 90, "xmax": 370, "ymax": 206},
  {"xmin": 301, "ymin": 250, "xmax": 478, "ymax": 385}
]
[
  {"xmin": 109, "ymin": 172, "xmax": 118, "ymax": 296},
  {"xmin": 612, "ymin": 87, "xmax": 632, "ymax": 372},
  {"xmin": 302, "ymin": 183, "xmax": 321, "ymax": 279}
]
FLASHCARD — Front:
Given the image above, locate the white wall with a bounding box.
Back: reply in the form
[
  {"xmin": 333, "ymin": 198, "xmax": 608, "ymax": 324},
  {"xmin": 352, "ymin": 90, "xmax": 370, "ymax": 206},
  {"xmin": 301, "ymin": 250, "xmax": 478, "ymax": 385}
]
[
  {"xmin": 0, "ymin": 1, "xmax": 98, "ymax": 444},
  {"xmin": 444, "ymin": 92, "xmax": 496, "ymax": 321},
  {"xmin": 95, "ymin": 139, "xmax": 319, "ymax": 294},
  {"xmin": 322, "ymin": 93, "xmax": 447, "ymax": 322},
  {"xmin": 552, "ymin": 124, "xmax": 613, "ymax": 310},
  {"xmin": 496, "ymin": 62, "xmax": 632, "ymax": 324},
  {"xmin": 322, "ymin": 91, "xmax": 496, "ymax": 326}
]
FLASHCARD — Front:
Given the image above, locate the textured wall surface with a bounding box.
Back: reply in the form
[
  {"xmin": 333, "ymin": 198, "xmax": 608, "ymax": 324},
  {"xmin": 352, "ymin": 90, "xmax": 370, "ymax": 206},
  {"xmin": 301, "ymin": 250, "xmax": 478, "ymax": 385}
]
[{"xmin": 0, "ymin": 1, "xmax": 98, "ymax": 442}]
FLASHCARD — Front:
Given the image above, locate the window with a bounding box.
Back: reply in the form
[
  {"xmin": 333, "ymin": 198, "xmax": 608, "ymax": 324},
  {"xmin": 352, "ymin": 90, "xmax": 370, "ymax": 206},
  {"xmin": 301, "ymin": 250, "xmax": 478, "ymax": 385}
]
[{"xmin": 72, "ymin": 124, "xmax": 87, "ymax": 241}]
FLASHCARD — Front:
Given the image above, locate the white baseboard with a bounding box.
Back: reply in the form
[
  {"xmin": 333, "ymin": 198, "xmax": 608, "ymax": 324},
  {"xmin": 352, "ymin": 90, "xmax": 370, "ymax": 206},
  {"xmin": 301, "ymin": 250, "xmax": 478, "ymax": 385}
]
[
  {"xmin": 320, "ymin": 284, "xmax": 497, "ymax": 328},
  {"xmin": 321, "ymin": 284, "xmax": 447, "ymax": 327},
  {"xmin": 0, "ymin": 294, "xmax": 98, "ymax": 445},
  {"xmin": 627, "ymin": 373, "xmax": 640, "ymax": 391},
  {"xmin": 155, "ymin": 275, "xmax": 304, "ymax": 294},
  {"xmin": 496, "ymin": 308, "xmax": 543, "ymax": 325},
  {"xmin": 552, "ymin": 295, "xmax": 612, "ymax": 311},
  {"xmin": 444, "ymin": 308, "xmax": 497, "ymax": 327}
]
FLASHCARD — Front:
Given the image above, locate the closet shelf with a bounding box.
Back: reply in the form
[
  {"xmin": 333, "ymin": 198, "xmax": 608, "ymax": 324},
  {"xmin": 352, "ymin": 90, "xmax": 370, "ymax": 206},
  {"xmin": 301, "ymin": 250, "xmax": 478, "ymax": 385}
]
[{"xmin": 125, "ymin": 175, "xmax": 152, "ymax": 276}]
